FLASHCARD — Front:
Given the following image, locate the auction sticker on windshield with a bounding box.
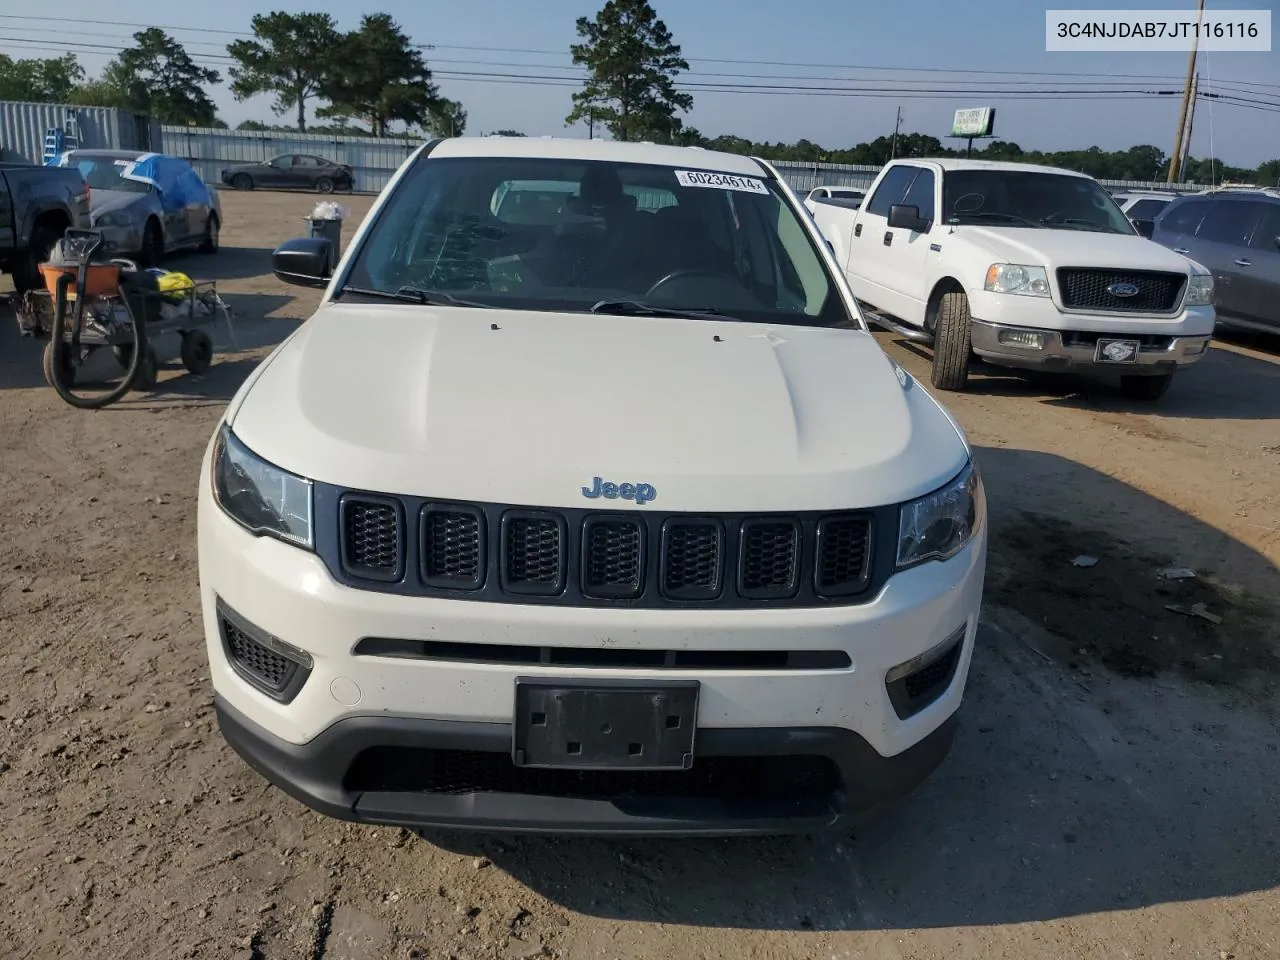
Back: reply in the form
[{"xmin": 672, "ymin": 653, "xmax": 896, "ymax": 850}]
[{"xmin": 674, "ymin": 170, "xmax": 770, "ymax": 195}]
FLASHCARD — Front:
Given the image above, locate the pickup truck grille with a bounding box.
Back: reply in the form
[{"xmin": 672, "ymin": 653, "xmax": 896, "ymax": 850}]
[
  {"xmin": 328, "ymin": 490, "xmax": 880, "ymax": 609},
  {"xmin": 1056, "ymin": 268, "xmax": 1186, "ymax": 313}
]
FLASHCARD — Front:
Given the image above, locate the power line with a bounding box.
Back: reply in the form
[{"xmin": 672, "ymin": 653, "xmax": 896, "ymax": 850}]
[{"xmin": 3, "ymin": 13, "xmax": 1280, "ymax": 92}]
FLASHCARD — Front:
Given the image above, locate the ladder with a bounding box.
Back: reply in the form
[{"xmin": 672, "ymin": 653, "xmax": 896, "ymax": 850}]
[{"xmin": 42, "ymin": 112, "xmax": 81, "ymax": 165}]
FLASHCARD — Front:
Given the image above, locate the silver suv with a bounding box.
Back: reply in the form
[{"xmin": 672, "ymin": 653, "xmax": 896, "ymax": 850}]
[{"xmin": 1151, "ymin": 189, "xmax": 1280, "ymax": 335}]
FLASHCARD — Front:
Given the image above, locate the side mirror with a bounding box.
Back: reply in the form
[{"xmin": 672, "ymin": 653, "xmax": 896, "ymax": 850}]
[
  {"xmin": 273, "ymin": 237, "xmax": 332, "ymax": 288},
  {"xmin": 1274, "ymin": 235, "xmax": 1280, "ymax": 251},
  {"xmin": 1133, "ymin": 218, "xmax": 1155, "ymax": 239},
  {"xmin": 888, "ymin": 204, "xmax": 929, "ymax": 233}
]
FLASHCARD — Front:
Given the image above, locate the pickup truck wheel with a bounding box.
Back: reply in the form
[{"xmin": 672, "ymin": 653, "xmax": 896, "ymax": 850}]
[
  {"xmin": 930, "ymin": 290, "xmax": 973, "ymax": 391},
  {"xmin": 14, "ymin": 222, "xmax": 63, "ymax": 293},
  {"xmin": 1120, "ymin": 372, "xmax": 1173, "ymax": 402}
]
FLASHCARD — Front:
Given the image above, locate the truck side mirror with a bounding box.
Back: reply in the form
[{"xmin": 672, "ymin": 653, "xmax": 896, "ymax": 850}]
[
  {"xmin": 888, "ymin": 204, "xmax": 929, "ymax": 233},
  {"xmin": 1132, "ymin": 218, "xmax": 1155, "ymax": 239}
]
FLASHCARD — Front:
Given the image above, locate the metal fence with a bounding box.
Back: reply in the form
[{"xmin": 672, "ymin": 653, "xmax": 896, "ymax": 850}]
[
  {"xmin": 159, "ymin": 126, "xmax": 422, "ymax": 194},
  {"xmin": 155, "ymin": 128, "xmax": 1209, "ymax": 198},
  {"xmin": 0, "ymin": 101, "xmax": 159, "ymax": 164}
]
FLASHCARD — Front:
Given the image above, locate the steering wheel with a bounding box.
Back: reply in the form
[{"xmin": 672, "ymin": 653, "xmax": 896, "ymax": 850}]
[{"xmin": 645, "ymin": 268, "xmax": 738, "ymax": 299}]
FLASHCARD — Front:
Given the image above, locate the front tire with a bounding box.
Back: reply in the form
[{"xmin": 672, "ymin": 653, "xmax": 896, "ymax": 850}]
[
  {"xmin": 315, "ymin": 177, "xmax": 334, "ymax": 194},
  {"xmin": 1120, "ymin": 372, "xmax": 1173, "ymax": 402},
  {"xmin": 139, "ymin": 219, "xmax": 164, "ymax": 268},
  {"xmin": 930, "ymin": 290, "xmax": 973, "ymax": 391},
  {"xmin": 198, "ymin": 214, "xmax": 219, "ymax": 254},
  {"xmin": 14, "ymin": 222, "xmax": 63, "ymax": 293}
]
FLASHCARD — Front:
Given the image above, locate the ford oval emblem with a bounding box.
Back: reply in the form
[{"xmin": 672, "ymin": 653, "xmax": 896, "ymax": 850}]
[{"xmin": 1107, "ymin": 282, "xmax": 1140, "ymax": 298}]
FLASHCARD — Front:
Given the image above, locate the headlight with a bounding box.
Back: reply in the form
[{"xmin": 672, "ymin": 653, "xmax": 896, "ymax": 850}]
[
  {"xmin": 212, "ymin": 425, "xmax": 313, "ymax": 548},
  {"xmin": 93, "ymin": 212, "xmax": 128, "ymax": 228},
  {"xmin": 1185, "ymin": 272, "xmax": 1214, "ymax": 306},
  {"xmin": 897, "ymin": 460, "xmax": 984, "ymax": 569},
  {"xmin": 985, "ymin": 263, "xmax": 1051, "ymax": 297}
]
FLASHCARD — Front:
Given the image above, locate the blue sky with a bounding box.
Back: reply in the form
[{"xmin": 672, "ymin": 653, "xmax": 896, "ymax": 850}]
[{"xmin": 1, "ymin": 0, "xmax": 1277, "ymax": 166}]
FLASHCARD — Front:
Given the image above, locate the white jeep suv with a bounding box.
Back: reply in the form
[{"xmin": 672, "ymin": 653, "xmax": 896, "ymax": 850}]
[{"xmin": 197, "ymin": 137, "xmax": 987, "ymax": 836}]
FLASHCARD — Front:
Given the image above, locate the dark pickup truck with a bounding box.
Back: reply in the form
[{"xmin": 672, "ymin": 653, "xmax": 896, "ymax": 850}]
[{"xmin": 0, "ymin": 162, "xmax": 92, "ymax": 292}]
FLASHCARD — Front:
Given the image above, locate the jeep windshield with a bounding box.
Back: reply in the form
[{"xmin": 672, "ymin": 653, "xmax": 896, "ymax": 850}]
[
  {"xmin": 339, "ymin": 156, "xmax": 849, "ymax": 326},
  {"xmin": 943, "ymin": 169, "xmax": 1135, "ymax": 235}
]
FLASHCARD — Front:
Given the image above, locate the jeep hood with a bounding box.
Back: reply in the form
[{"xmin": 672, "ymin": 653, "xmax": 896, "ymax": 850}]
[
  {"xmin": 955, "ymin": 225, "xmax": 1197, "ymax": 273},
  {"xmin": 229, "ymin": 303, "xmax": 969, "ymax": 512}
]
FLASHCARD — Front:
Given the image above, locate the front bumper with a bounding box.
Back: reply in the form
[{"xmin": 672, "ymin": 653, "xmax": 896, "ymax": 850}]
[
  {"xmin": 215, "ymin": 696, "xmax": 958, "ymax": 836},
  {"xmin": 197, "ymin": 442, "xmax": 986, "ymax": 834},
  {"xmin": 970, "ymin": 318, "xmax": 1212, "ymax": 375}
]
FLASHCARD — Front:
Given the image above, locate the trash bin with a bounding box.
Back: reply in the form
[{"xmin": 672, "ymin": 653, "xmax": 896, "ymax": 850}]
[{"xmin": 304, "ymin": 201, "xmax": 348, "ymax": 272}]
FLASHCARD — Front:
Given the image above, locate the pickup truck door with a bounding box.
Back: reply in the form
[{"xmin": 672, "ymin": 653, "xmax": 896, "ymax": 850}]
[
  {"xmin": 0, "ymin": 172, "xmax": 14, "ymax": 254},
  {"xmin": 846, "ymin": 163, "xmax": 933, "ymax": 326}
]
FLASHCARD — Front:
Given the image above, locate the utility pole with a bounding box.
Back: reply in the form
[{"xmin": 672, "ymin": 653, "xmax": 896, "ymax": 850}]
[
  {"xmin": 890, "ymin": 106, "xmax": 902, "ymax": 160},
  {"xmin": 588, "ymin": 117, "xmax": 594, "ymax": 140},
  {"xmin": 1168, "ymin": 0, "xmax": 1205, "ymax": 183},
  {"xmin": 1180, "ymin": 73, "xmax": 1199, "ymax": 179}
]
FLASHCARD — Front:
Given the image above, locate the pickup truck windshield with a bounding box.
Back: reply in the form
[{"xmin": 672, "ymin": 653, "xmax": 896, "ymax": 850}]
[
  {"xmin": 341, "ymin": 156, "xmax": 848, "ymax": 326},
  {"xmin": 942, "ymin": 170, "xmax": 1134, "ymax": 235}
]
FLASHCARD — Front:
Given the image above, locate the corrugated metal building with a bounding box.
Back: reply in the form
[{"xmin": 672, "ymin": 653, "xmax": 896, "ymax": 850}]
[{"xmin": 0, "ymin": 100, "xmax": 160, "ymax": 164}]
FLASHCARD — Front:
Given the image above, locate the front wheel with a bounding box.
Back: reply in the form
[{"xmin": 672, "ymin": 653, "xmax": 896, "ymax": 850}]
[
  {"xmin": 198, "ymin": 213, "xmax": 219, "ymax": 254},
  {"xmin": 1120, "ymin": 372, "xmax": 1174, "ymax": 402},
  {"xmin": 315, "ymin": 177, "xmax": 334, "ymax": 194},
  {"xmin": 930, "ymin": 290, "xmax": 973, "ymax": 391},
  {"xmin": 139, "ymin": 220, "xmax": 164, "ymax": 268}
]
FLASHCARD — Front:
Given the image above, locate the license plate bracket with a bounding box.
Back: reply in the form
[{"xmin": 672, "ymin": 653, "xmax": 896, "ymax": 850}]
[
  {"xmin": 1094, "ymin": 338, "xmax": 1142, "ymax": 364},
  {"xmin": 512, "ymin": 678, "xmax": 699, "ymax": 771}
]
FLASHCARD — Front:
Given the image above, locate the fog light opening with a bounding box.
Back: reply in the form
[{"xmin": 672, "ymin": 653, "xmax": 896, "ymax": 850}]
[{"xmin": 996, "ymin": 329, "xmax": 1045, "ymax": 350}]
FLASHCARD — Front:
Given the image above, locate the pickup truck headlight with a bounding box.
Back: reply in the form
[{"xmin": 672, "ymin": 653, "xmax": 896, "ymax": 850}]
[
  {"xmin": 985, "ymin": 263, "xmax": 1050, "ymax": 297},
  {"xmin": 1185, "ymin": 272, "xmax": 1214, "ymax": 306},
  {"xmin": 212, "ymin": 425, "xmax": 313, "ymax": 548},
  {"xmin": 897, "ymin": 461, "xmax": 984, "ymax": 569}
]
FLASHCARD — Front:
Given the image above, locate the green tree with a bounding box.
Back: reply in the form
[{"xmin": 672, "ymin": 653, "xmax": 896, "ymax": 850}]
[
  {"xmin": 67, "ymin": 78, "xmax": 130, "ymax": 108},
  {"xmin": 565, "ymin": 0, "xmax": 693, "ymax": 143},
  {"xmin": 318, "ymin": 14, "xmax": 441, "ymax": 137},
  {"xmin": 227, "ymin": 12, "xmax": 342, "ymax": 132},
  {"xmin": 106, "ymin": 28, "xmax": 221, "ymax": 125},
  {"xmin": 0, "ymin": 53, "xmax": 85, "ymax": 103},
  {"xmin": 423, "ymin": 99, "xmax": 467, "ymax": 138},
  {"xmin": 492, "ymin": 129, "xmax": 526, "ymax": 137},
  {"xmin": 1255, "ymin": 159, "xmax": 1280, "ymax": 188}
]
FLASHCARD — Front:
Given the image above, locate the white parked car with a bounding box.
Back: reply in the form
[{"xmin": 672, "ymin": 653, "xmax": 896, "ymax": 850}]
[
  {"xmin": 809, "ymin": 158, "xmax": 1216, "ymax": 401},
  {"xmin": 803, "ymin": 185, "xmax": 866, "ymax": 217},
  {"xmin": 197, "ymin": 137, "xmax": 987, "ymax": 837},
  {"xmin": 1110, "ymin": 190, "xmax": 1179, "ymax": 233}
]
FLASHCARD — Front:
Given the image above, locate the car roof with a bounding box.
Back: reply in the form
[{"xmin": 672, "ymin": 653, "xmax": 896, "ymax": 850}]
[
  {"xmin": 426, "ymin": 136, "xmax": 771, "ymax": 177},
  {"xmin": 891, "ymin": 157, "xmax": 1095, "ymax": 179},
  {"xmin": 67, "ymin": 149, "xmax": 149, "ymax": 160}
]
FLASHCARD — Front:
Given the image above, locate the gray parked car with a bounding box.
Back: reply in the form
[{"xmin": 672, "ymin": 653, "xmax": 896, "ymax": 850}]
[
  {"xmin": 1151, "ymin": 189, "xmax": 1280, "ymax": 335},
  {"xmin": 52, "ymin": 149, "xmax": 223, "ymax": 266}
]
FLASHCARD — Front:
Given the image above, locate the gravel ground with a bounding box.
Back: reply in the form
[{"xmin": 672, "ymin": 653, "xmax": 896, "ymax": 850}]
[{"xmin": 1, "ymin": 189, "xmax": 1278, "ymax": 960}]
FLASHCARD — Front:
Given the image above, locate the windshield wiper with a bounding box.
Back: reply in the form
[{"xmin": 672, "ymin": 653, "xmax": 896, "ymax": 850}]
[
  {"xmin": 1040, "ymin": 216, "xmax": 1124, "ymax": 233},
  {"xmin": 960, "ymin": 212, "xmax": 1042, "ymax": 228},
  {"xmin": 338, "ymin": 285, "xmax": 493, "ymax": 308},
  {"xmin": 589, "ymin": 299, "xmax": 745, "ymax": 322}
]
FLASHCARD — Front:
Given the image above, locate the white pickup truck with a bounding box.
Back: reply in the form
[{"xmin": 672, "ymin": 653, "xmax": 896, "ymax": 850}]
[{"xmin": 808, "ymin": 158, "xmax": 1217, "ymax": 401}]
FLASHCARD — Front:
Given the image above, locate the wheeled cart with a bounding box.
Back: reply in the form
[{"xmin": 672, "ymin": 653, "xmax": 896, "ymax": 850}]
[{"xmin": 23, "ymin": 229, "xmax": 237, "ymax": 409}]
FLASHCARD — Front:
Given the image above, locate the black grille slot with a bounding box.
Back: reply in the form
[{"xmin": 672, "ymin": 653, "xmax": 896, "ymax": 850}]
[
  {"xmin": 815, "ymin": 515, "xmax": 872, "ymax": 596},
  {"xmin": 340, "ymin": 495, "xmax": 404, "ymax": 582},
  {"xmin": 739, "ymin": 519, "xmax": 800, "ymax": 599},
  {"xmin": 355, "ymin": 637, "xmax": 852, "ymax": 670},
  {"xmin": 661, "ymin": 520, "xmax": 724, "ymax": 600},
  {"xmin": 223, "ymin": 617, "xmax": 297, "ymax": 693},
  {"xmin": 582, "ymin": 516, "xmax": 644, "ymax": 599},
  {"xmin": 501, "ymin": 512, "xmax": 566, "ymax": 595},
  {"xmin": 345, "ymin": 748, "xmax": 840, "ymax": 805},
  {"xmin": 1056, "ymin": 268, "xmax": 1186, "ymax": 313},
  {"xmin": 421, "ymin": 504, "xmax": 485, "ymax": 590}
]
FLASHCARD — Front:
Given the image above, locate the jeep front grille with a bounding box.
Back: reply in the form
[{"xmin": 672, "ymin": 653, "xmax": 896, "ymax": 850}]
[
  {"xmin": 1056, "ymin": 268, "xmax": 1186, "ymax": 313},
  {"xmin": 332, "ymin": 491, "xmax": 881, "ymax": 609}
]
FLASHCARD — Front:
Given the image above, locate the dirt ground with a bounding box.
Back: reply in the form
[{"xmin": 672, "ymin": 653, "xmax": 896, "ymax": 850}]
[{"xmin": 1, "ymin": 190, "xmax": 1278, "ymax": 960}]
